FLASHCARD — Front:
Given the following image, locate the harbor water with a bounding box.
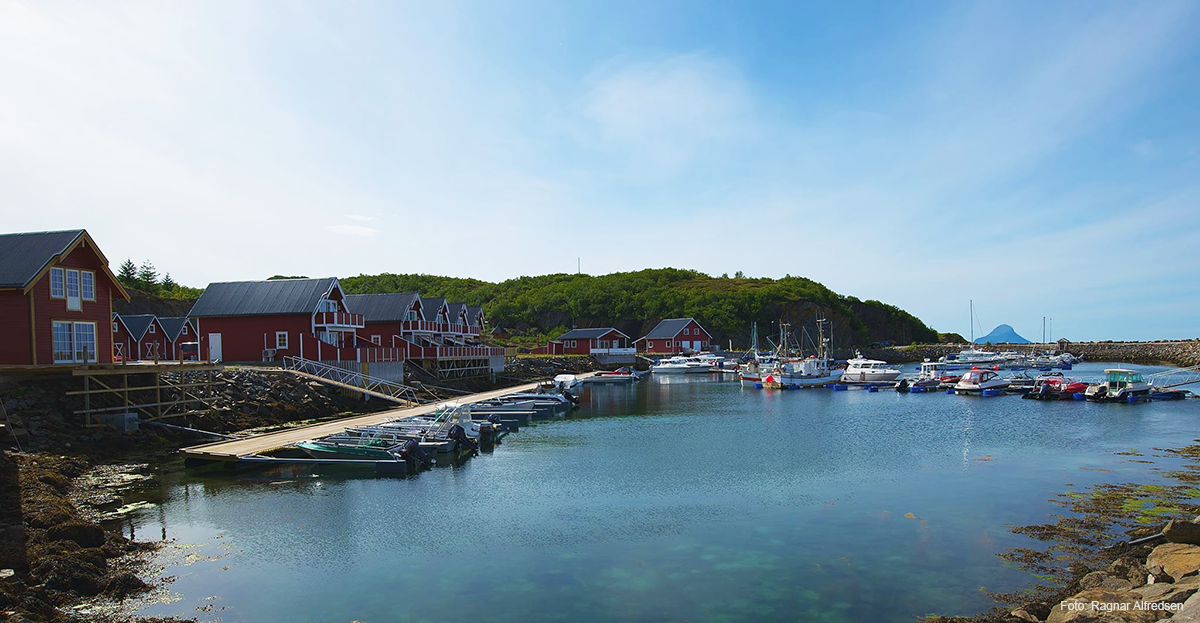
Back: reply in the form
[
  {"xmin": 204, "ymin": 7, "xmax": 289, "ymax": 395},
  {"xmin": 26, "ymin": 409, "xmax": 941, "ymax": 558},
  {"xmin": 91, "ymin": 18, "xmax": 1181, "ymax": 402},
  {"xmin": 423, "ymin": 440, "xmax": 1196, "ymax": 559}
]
[{"xmin": 120, "ymin": 362, "xmax": 1198, "ymax": 623}]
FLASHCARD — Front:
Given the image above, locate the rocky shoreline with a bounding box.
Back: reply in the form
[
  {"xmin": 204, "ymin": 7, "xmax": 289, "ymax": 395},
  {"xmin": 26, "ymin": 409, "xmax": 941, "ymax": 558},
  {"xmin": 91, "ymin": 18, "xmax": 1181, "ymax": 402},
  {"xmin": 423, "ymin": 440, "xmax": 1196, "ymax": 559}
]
[{"xmin": 865, "ymin": 341, "xmax": 1200, "ymax": 368}]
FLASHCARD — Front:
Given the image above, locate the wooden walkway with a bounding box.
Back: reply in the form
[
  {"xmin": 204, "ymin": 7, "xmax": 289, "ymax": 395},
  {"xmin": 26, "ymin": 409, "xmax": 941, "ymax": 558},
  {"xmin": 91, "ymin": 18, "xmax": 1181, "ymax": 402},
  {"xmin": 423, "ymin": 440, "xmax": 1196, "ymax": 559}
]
[{"xmin": 180, "ymin": 373, "xmax": 593, "ymax": 461}]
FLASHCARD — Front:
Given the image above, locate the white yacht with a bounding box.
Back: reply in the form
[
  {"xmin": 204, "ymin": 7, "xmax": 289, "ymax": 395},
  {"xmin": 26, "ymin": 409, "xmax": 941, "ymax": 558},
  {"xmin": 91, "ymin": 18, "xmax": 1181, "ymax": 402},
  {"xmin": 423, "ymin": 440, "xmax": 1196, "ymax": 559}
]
[
  {"xmin": 1085, "ymin": 369, "xmax": 1152, "ymax": 402},
  {"xmin": 764, "ymin": 357, "xmax": 843, "ymax": 388},
  {"xmin": 840, "ymin": 352, "xmax": 902, "ymax": 383},
  {"xmin": 651, "ymin": 356, "xmax": 712, "ymax": 374},
  {"xmin": 552, "ymin": 374, "xmax": 582, "ymax": 392}
]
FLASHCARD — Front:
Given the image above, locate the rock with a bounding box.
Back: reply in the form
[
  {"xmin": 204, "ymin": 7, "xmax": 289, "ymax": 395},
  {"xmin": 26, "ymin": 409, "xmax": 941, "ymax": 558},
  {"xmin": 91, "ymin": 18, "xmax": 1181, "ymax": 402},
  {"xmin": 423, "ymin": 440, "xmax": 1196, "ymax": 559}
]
[
  {"xmin": 1133, "ymin": 575, "xmax": 1200, "ymax": 604},
  {"xmin": 45, "ymin": 522, "xmax": 105, "ymax": 548},
  {"xmin": 1165, "ymin": 589, "xmax": 1200, "ymax": 622},
  {"xmin": 0, "ymin": 568, "xmax": 13, "ymax": 579},
  {"xmin": 1048, "ymin": 588, "xmax": 1159, "ymax": 623},
  {"xmin": 1011, "ymin": 606, "xmax": 1042, "ymax": 622},
  {"xmin": 1111, "ymin": 557, "xmax": 1152, "ymax": 585},
  {"xmin": 1081, "ymin": 571, "xmax": 1136, "ymax": 591},
  {"xmin": 101, "ymin": 571, "xmax": 149, "ymax": 598},
  {"xmin": 1164, "ymin": 519, "xmax": 1200, "ymax": 546},
  {"xmin": 1148, "ymin": 564, "xmax": 1174, "ymax": 584},
  {"xmin": 1147, "ymin": 543, "xmax": 1200, "ymax": 580},
  {"xmin": 0, "ymin": 526, "xmax": 26, "ymax": 543}
]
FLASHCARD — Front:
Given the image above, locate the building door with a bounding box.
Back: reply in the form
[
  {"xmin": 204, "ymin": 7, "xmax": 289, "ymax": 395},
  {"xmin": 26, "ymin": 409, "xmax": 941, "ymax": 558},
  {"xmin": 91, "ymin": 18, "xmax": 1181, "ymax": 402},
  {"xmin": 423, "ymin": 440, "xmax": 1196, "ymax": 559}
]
[
  {"xmin": 65, "ymin": 269, "xmax": 82, "ymax": 311},
  {"xmin": 209, "ymin": 333, "xmax": 223, "ymax": 361}
]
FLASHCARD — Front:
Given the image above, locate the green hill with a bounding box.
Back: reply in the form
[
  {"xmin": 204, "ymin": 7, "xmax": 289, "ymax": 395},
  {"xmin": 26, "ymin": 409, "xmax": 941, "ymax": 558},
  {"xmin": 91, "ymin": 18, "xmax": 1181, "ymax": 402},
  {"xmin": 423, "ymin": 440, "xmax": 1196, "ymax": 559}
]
[{"xmin": 341, "ymin": 268, "xmax": 937, "ymax": 352}]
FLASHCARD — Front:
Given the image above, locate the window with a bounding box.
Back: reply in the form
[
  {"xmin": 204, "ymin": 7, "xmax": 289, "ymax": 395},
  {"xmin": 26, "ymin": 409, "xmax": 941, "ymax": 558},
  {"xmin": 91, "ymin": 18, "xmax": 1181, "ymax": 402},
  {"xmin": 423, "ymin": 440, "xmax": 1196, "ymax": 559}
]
[
  {"xmin": 666, "ymin": 341, "xmax": 672, "ymax": 348},
  {"xmin": 53, "ymin": 321, "xmax": 97, "ymax": 363},
  {"xmin": 148, "ymin": 323, "xmax": 156, "ymax": 334},
  {"xmin": 52, "ymin": 322, "xmax": 73, "ymax": 362},
  {"xmin": 81, "ymin": 271, "xmax": 95, "ymax": 301},
  {"xmin": 112, "ymin": 321, "xmax": 119, "ymax": 333},
  {"xmin": 65, "ymin": 269, "xmax": 81, "ymax": 310},
  {"xmin": 276, "ymin": 331, "xmax": 289, "ymax": 349},
  {"xmin": 320, "ymin": 299, "xmax": 338, "ymax": 312},
  {"xmin": 181, "ymin": 325, "xmax": 188, "ymax": 335},
  {"xmin": 370, "ymin": 335, "xmax": 381, "ymax": 346},
  {"xmin": 50, "ymin": 268, "xmax": 65, "ymax": 298},
  {"xmin": 647, "ymin": 341, "xmax": 653, "ymax": 349},
  {"xmin": 684, "ymin": 328, "xmax": 690, "ymax": 335}
]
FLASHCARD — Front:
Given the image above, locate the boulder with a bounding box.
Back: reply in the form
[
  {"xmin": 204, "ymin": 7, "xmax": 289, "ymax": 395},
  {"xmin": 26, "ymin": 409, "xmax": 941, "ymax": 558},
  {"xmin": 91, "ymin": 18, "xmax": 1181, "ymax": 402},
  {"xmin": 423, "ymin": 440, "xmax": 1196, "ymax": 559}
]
[
  {"xmin": 1111, "ymin": 557, "xmax": 1152, "ymax": 586},
  {"xmin": 1080, "ymin": 571, "xmax": 1136, "ymax": 591},
  {"xmin": 101, "ymin": 571, "xmax": 149, "ymax": 598},
  {"xmin": 44, "ymin": 522, "xmax": 105, "ymax": 548},
  {"xmin": 1147, "ymin": 543, "xmax": 1200, "ymax": 580},
  {"xmin": 1165, "ymin": 589, "xmax": 1200, "ymax": 622},
  {"xmin": 1164, "ymin": 519, "xmax": 1200, "ymax": 546},
  {"xmin": 1132, "ymin": 575, "xmax": 1200, "ymax": 605}
]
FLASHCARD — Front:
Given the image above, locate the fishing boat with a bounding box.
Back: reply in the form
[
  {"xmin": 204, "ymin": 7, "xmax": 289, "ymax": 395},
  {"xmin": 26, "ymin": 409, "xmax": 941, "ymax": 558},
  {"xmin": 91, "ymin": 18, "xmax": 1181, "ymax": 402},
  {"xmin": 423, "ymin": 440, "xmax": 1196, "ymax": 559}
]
[
  {"xmin": 841, "ymin": 352, "xmax": 902, "ymax": 384},
  {"xmin": 1021, "ymin": 372, "xmax": 1088, "ymax": 400},
  {"xmin": 1085, "ymin": 369, "xmax": 1152, "ymax": 402},
  {"xmin": 296, "ymin": 437, "xmax": 402, "ymax": 460},
  {"xmin": 953, "ymin": 368, "xmax": 1011, "ymax": 394}
]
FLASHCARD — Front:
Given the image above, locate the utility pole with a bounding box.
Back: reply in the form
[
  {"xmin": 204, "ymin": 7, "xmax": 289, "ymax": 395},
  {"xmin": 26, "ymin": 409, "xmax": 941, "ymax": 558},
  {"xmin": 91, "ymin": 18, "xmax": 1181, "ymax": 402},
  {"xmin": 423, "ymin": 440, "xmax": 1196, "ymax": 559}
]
[{"xmin": 577, "ymin": 257, "xmax": 580, "ymax": 275}]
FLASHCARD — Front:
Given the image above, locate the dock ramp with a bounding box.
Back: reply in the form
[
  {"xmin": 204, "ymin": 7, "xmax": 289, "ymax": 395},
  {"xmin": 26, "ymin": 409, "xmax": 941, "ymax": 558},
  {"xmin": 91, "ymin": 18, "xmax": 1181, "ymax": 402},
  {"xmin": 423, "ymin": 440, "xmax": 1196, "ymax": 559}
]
[{"xmin": 281, "ymin": 356, "xmax": 421, "ymax": 405}]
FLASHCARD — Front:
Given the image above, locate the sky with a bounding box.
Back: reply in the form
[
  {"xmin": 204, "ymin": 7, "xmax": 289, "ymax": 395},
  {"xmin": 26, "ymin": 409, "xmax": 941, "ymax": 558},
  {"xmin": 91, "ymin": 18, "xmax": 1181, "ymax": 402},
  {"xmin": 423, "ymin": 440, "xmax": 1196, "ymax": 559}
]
[{"xmin": 1, "ymin": 0, "xmax": 1198, "ymax": 341}]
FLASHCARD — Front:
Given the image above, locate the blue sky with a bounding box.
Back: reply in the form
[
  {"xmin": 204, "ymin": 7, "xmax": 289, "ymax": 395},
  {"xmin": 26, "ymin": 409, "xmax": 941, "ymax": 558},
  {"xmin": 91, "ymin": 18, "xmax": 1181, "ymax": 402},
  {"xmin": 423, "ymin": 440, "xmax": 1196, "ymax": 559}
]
[{"xmin": 1, "ymin": 0, "xmax": 1197, "ymax": 340}]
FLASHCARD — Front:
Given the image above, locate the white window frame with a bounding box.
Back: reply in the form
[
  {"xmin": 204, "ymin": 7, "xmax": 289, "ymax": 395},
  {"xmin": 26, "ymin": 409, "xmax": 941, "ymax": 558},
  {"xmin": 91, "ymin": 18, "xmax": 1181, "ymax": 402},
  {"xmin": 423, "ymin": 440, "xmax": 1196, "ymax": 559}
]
[
  {"xmin": 112, "ymin": 321, "xmax": 119, "ymax": 333},
  {"xmin": 65, "ymin": 269, "xmax": 81, "ymax": 311},
  {"xmin": 647, "ymin": 341, "xmax": 653, "ymax": 349},
  {"xmin": 181, "ymin": 325, "xmax": 189, "ymax": 336},
  {"xmin": 275, "ymin": 331, "xmax": 289, "ymax": 349},
  {"xmin": 666, "ymin": 341, "xmax": 672, "ymax": 349},
  {"xmin": 570, "ymin": 340, "xmax": 577, "ymax": 348},
  {"xmin": 684, "ymin": 327, "xmax": 690, "ymax": 335},
  {"xmin": 52, "ymin": 320, "xmax": 98, "ymax": 364},
  {"xmin": 50, "ymin": 267, "xmax": 65, "ymax": 298},
  {"xmin": 148, "ymin": 323, "xmax": 156, "ymax": 334},
  {"xmin": 81, "ymin": 270, "xmax": 96, "ymax": 301},
  {"xmin": 370, "ymin": 335, "xmax": 381, "ymax": 346}
]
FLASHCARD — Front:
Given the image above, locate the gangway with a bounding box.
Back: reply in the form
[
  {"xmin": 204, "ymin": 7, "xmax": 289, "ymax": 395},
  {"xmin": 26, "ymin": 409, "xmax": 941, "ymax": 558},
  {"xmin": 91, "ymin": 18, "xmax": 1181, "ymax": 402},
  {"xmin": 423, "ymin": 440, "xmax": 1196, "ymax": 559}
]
[
  {"xmin": 1148, "ymin": 364, "xmax": 1200, "ymax": 389},
  {"xmin": 281, "ymin": 356, "xmax": 422, "ymax": 406}
]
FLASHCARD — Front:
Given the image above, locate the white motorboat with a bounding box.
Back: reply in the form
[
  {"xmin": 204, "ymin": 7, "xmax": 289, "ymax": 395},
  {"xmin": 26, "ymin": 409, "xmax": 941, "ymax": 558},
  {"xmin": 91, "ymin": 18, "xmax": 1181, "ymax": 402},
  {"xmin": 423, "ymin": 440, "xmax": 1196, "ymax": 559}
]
[
  {"xmin": 953, "ymin": 368, "xmax": 1011, "ymax": 394},
  {"xmin": 1085, "ymin": 369, "xmax": 1152, "ymax": 402},
  {"xmin": 651, "ymin": 356, "xmax": 711, "ymax": 374},
  {"xmin": 552, "ymin": 374, "xmax": 582, "ymax": 392},
  {"xmin": 840, "ymin": 352, "xmax": 902, "ymax": 384},
  {"xmin": 763, "ymin": 357, "xmax": 842, "ymax": 388}
]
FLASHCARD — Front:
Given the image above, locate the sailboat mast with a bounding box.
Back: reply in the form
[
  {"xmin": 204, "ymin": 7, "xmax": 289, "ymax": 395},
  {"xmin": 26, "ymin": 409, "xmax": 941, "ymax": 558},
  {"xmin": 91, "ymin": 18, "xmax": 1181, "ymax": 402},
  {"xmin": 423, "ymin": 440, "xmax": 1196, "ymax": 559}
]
[{"xmin": 970, "ymin": 300, "xmax": 974, "ymax": 344}]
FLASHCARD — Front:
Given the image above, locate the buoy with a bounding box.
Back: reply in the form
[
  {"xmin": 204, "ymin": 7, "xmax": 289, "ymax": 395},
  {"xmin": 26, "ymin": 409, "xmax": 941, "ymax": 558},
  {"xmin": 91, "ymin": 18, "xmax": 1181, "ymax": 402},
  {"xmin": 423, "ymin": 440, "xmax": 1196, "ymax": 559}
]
[
  {"xmin": 868, "ymin": 386, "xmax": 878, "ymax": 393},
  {"xmin": 982, "ymin": 389, "xmax": 1001, "ymax": 397},
  {"xmin": 788, "ymin": 384, "xmax": 798, "ymax": 390},
  {"xmin": 834, "ymin": 384, "xmax": 848, "ymax": 391},
  {"xmin": 1127, "ymin": 395, "xmax": 1139, "ymax": 404},
  {"xmin": 1072, "ymin": 392, "xmax": 1085, "ymax": 401},
  {"xmin": 946, "ymin": 388, "xmax": 955, "ymax": 395},
  {"xmin": 911, "ymin": 386, "xmax": 926, "ymax": 393},
  {"xmin": 754, "ymin": 383, "xmax": 763, "ymax": 389}
]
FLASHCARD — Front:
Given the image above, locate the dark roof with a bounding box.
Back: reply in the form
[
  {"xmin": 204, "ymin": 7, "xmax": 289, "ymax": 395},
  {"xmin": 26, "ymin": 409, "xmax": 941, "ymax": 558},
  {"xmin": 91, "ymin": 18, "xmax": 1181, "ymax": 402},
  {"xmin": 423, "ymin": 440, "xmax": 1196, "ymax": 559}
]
[
  {"xmin": 115, "ymin": 314, "xmax": 157, "ymax": 341},
  {"xmin": 465, "ymin": 306, "xmax": 484, "ymax": 326},
  {"xmin": 418, "ymin": 297, "xmax": 445, "ymax": 322},
  {"xmin": 636, "ymin": 318, "xmax": 706, "ymax": 341},
  {"xmin": 446, "ymin": 302, "xmax": 466, "ymax": 322},
  {"xmin": 188, "ymin": 278, "xmax": 338, "ymax": 318},
  {"xmin": 490, "ymin": 326, "xmax": 508, "ymax": 334},
  {"xmin": 0, "ymin": 229, "xmax": 85, "ymax": 288},
  {"xmin": 557, "ymin": 327, "xmax": 628, "ymax": 341},
  {"xmin": 343, "ymin": 293, "xmax": 420, "ymax": 323},
  {"xmin": 158, "ymin": 317, "xmax": 196, "ymax": 341}
]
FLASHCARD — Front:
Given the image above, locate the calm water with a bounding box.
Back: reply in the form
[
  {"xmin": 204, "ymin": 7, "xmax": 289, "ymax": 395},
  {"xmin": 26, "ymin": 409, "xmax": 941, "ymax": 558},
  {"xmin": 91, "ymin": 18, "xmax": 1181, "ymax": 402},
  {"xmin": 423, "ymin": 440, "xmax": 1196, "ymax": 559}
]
[{"xmin": 122, "ymin": 362, "xmax": 1199, "ymax": 623}]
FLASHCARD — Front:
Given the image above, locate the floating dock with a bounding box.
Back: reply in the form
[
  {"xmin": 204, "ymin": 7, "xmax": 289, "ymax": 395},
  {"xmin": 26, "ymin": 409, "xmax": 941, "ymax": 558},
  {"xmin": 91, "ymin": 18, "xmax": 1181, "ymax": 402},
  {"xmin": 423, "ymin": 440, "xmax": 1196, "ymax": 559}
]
[{"xmin": 180, "ymin": 373, "xmax": 594, "ymax": 463}]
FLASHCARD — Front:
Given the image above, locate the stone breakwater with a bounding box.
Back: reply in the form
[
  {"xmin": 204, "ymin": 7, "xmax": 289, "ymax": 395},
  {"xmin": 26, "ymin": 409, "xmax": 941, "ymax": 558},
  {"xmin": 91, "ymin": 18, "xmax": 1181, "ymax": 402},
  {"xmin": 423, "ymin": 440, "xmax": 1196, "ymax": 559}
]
[{"xmin": 863, "ymin": 341, "xmax": 1200, "ymax": 368}]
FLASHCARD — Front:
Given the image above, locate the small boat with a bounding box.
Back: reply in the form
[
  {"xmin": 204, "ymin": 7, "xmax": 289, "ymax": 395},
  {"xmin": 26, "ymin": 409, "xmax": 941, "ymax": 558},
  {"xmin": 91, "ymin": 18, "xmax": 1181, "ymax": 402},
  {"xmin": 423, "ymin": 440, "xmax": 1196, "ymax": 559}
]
[
  {"xmin": 841, "ymin": 352, "xmax": 902, "ymax": 384},
  {"xmin": 954, "ymin": 368, "xmax": 1011, "ymax": 394},
  {"xmin": 552, "ymin": 374, "xmax": 582, "ymax": 392},
  {"xmin": 763, "ymin": 357, "xmax": 843, "ymax": 389},
  {"xmin": 651, "ymin": 356, "xmax": 711, "ymax": 374},
  {"xmin": 897, "ymin": 360, "xmax": 960, "ymax": 391},
  {"xmin": 1085, "ymin": 369, "xmax": 1152, "ymax": 402},
  {"xmin": 296, "ymin": 438, "xmax": 401, "ymax": 460},
  {"xmin": 586, "ymin": 368, "xmax": 644, "ymax": 384},
  {"xmin": 1022, "ymin": 372, "xmax": 1088, "ymax": 400}
]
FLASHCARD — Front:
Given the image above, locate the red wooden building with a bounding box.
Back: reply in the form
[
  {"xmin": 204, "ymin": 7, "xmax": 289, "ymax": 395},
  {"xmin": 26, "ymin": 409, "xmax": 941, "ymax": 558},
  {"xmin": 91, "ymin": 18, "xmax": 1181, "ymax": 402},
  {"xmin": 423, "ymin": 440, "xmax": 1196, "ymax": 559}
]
[
  {"xmin": 635, "ymin": 318, "xmax": 712, "ymax": 354},
  {"xmin": 112, "ymin": 313, "xmax": 169, "ymax": 361},
  {"xmin": 0, "ymin": 229, "xmax": 129, "ymax": 366},
  {"xmin": 343, "ymin": 292, "xmax": 423, "ymax": 348},
  {"xmin": 188, "ymin": 277, "xmax": 370, "ymax": 362},
  {"xmin": 554, "ymin": 328, "xmax": 630, "ymax": 355},
  {"xmin": 158, "ymin": 317, "xmax": 197, "ymax": 359}
]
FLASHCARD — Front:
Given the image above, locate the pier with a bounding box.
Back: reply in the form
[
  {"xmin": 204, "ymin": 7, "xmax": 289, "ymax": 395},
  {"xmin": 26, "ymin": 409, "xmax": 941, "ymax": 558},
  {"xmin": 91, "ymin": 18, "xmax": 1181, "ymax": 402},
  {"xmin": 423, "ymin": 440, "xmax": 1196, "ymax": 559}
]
[{"xmin": 180, "ymin": 372, "xmax": 594, "ymax": 462}]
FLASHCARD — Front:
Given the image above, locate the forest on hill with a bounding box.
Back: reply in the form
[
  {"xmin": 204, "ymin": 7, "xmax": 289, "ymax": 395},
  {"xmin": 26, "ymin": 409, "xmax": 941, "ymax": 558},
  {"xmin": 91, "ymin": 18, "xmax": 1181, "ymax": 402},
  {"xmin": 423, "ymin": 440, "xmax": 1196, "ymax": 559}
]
[{"xmin": 341, "ymin": 268, "xmax": 939, "ymax": 351}]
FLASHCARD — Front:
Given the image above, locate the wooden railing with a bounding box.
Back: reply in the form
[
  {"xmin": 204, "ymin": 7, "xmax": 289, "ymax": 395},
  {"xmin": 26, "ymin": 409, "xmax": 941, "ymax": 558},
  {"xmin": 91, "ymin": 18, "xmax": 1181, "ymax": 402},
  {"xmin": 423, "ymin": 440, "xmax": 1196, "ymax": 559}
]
[{"xmin": 314, "ymin": 311, "xmax": 365, "ymax": 328}]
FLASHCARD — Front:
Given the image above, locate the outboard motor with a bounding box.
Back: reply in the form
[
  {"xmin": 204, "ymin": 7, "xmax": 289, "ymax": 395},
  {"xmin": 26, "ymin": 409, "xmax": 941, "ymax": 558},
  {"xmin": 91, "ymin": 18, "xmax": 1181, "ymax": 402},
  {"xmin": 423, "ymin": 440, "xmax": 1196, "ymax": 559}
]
[
  {"xmin": 396, "ymin": 438, "xmax": 429, "ymax": 470},
  {"xmin": 448, "ymin": 424, "xmax": 478, "ymax": 452},
  {"xmin": 895, "ymin": 379, "xmax": 909, "ymax": 393},
  {"xmin": 560, "ymin": 389, "xmax": 579, "ymax": 405},
  {"xmin": 486, "ymin": 413, "xmax": 502, "ymax": 425}
]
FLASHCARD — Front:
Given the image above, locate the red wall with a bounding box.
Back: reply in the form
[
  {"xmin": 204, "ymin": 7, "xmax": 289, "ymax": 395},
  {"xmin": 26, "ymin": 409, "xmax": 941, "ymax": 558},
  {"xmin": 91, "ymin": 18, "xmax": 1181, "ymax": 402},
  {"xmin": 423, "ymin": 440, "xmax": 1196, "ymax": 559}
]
[
  {"xmin": 639, "ymin": 320, "xmax": 711, "ymax": 354},
  {"xmin": 30, "ymin": 243, "xmax": 117, "ymax": 365},
  {"xmin": 0, "ymin": 291, "xmax": 32, "ymax": 365},
  {"xmin": 361, "ymin": 321, "xmax": 402, "ymax": 347},
  {"xmin": 195, "ymin": 315, "xmax": 316, "ymax": 362}
]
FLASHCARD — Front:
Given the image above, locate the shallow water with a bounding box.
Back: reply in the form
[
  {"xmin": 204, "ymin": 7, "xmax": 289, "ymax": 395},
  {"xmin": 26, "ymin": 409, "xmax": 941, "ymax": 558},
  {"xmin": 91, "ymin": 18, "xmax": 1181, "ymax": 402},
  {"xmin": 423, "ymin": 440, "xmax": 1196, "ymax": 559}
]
[{"xmin": 122, "ymin": 362, "xmax": 1199, "ymax": 623}]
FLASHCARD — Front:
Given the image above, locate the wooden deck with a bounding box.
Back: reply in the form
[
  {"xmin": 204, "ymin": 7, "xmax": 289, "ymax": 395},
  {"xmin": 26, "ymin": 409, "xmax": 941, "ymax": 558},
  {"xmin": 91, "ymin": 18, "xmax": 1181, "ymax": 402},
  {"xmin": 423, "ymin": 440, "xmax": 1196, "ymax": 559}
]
[{"xmin": 180, "ymin": 373, "xmax": 593, "ymax": 461}]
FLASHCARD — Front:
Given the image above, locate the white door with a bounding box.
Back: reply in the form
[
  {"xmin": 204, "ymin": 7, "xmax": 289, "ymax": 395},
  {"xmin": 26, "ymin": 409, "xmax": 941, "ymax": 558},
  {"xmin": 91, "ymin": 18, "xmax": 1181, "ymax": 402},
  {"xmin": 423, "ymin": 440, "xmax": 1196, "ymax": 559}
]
[
  {"xmin": 209, "ymin": 333, "xmax": 223, "ymax": 361},
  {"xmin": 65, "ymin": 269, "xmax": 82, "ymax": 311}
]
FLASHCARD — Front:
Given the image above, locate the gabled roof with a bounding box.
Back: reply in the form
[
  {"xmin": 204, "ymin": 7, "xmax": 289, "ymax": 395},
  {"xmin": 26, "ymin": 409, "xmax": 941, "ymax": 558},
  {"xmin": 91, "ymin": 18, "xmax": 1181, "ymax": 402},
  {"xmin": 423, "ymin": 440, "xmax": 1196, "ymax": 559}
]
[
  {"xmin": 446, "ymin": 302, "xmax": 467, "ymax": 323},
  {"xmin": 465, "ymin": 306, "xmax": 484, "ymax": 326},
  {"xmin": 114, "ymin": 314, "xmax": 158, "ymax": 341},
  {"xmin": 557, "ymin": 327, "xmax": 629, "ymax": 341},
  {"xmin": 490, "ymin": 325, "xmax": 508, "ymax": 335},
  {"xmin": 635, "ymin": 318, "xmax": 707, "ymax": 341},
  {"xmin": 343, "ymin": 293, "xmax": 420, "ymax": 323},
  {"xmin": 158, "ymin": 317, "xmax": 196, "ymax": 342},
  {"xmin": 0, "ymin": 229, "xmax": 129, "ymax": 299},
  {"xmin": 189, "ymin": 277, "xmax": 340, "ymax": 318},
  {"xmin": 418, "ymin": 297, "xmax": 446, "ymax": 322}
]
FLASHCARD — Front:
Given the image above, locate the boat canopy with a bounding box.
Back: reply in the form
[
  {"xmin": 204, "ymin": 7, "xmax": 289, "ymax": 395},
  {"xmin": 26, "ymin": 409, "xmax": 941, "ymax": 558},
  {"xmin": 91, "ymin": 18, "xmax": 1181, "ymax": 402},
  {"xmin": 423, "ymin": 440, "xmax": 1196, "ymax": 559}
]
[{"xmin": 1105, "ymin": 369, "xmax": 1144, "ymax": 383}]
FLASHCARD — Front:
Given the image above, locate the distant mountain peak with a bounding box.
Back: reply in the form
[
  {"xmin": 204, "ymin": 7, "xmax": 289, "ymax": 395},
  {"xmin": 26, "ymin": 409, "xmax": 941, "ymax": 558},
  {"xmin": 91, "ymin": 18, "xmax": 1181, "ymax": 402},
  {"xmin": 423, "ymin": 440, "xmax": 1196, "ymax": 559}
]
[{"xmin": 974, "ymin": 324, "xmax": 1030, "ymax": 344}]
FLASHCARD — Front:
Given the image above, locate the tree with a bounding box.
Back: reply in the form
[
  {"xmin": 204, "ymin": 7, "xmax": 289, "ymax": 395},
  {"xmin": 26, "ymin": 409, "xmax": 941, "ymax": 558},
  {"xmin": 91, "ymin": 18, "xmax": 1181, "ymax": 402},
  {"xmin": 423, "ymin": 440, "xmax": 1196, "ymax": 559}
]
[
  {"xmin": 118, "ymin": 259, "xmax": 137, "ymax": 285},
  {"xmin": 137, "ymin": 260, "xmax": 158, "ymax": 287},
  {"xmin": 161, "ymin": 273, "xmax": 177, "ymax": 290},
  {"xmin": 734, "ymin": 270, "xmax": 745, "ymax": 279}
]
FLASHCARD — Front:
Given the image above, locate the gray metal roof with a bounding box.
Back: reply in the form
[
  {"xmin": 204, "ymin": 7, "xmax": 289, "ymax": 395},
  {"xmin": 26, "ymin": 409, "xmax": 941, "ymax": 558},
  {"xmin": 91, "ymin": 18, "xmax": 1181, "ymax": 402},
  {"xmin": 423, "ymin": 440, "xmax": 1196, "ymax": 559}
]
[
  {"xmin": 115, "ymin": 314, "xmax": 157, "ymax": 341},
  {"xmin": 557, "ymin": 327, "xmax": 628, "ymax": 341},
  {"xmin": 465, "ymin": 306, "xmax": 484, "ymax": 326},
  {"xmin": 158, "ymin": 317, "xmax": 196, "ymax": 341},
  {"xmin": 446, "ymin": 302, "xmax": 466, "ymax": 323},
  {"xmin": 343, "ymin": 293, "xmax": 420, "ymax": 323},
  {"xmin": 418, "ymin": 297, "xmax": 446, "ymax": 322},
  {"xmin": 188, "ymin": 278, "xmax": 338, "ymax": 318},
  {"xmin": 0, "ymin": 229, "xmax": 85, "ymax": 288},
  {"xmin": 636, "ymin": 318, "xmax": 706, "ymax": 341}
]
